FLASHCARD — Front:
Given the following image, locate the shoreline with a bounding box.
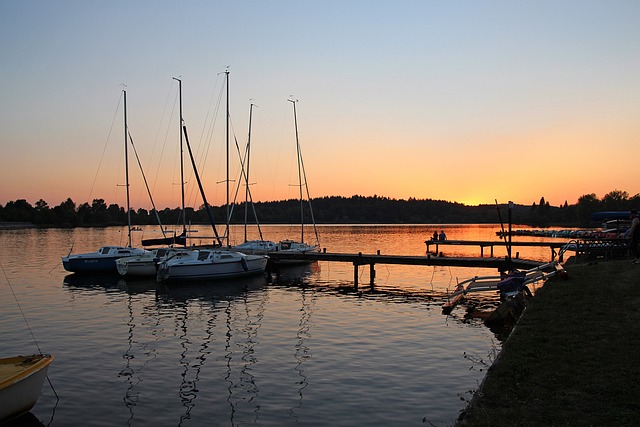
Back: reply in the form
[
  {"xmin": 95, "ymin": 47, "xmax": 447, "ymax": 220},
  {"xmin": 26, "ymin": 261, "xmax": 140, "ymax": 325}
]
[
  {"xmin": 0, "ymin": 222, "xmax": 34, "ymax": 230},
  {"xmin": 456, "ymin": 258, "xmax": 640, "ymax": 426}
]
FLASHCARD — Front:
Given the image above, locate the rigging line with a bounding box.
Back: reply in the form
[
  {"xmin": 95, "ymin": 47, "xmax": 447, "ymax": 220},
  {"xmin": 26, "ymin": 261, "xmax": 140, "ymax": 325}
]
[
  {"xmin": 184, "ymin": 108, "xmax": 217, "ymax": 219},
  {"xmin": 203, "ymin": 83, "xmax": 224, "ymax": 184},
  {"xmin": 1, "ymin": 262, "xmax": 42, "ymax": 354},
  {"xmin": 47, "ymin": 260, "xmax": 64, "ymax": 275},
  {"xmin": 182, "ymin": 125, "xmax": 222, "ymax": 245},
  {"xmin": 233, "ymin": 130, "xmax": 265, "ymax": 241},
  {"xmin": 228, "ymin": 133, "xmax": 264, "ymax": 240},
  {"xmin": 268, "ymin": 101, "xmax": 289, "ymax": 200},
  {"xmin": 128, "ymin": 130, "xmax": 167, "ymax": 238},
  {"xmin": 198, "ymin": 72, "xmax": 224, "ymax": 158},
  {"xmin": 87, "ymin": 91, "xmax": 123, "ymax": 203},
  {"xmin": 166, "ymin": 84, "xmax": 182, "ymax": 202},
  {"xmin": 298, "ymin": 149, "xmax": 320, "ymax": 246},
  {"xmin": 158, "ymin": 84, "xmax": 179, "ymax": 197},
  {"xmin": 2, "ymin": 261, "xmax": 61, "ymax": 403},
  {"xmin": 292, "ymin": 111, "xmax": 320, "ymax": 246},
  {"xmin": 45, "ymin": 375, "xmax": 60, "ymax": 418},
  {"xmin": 185, "ymin": 76, "xmax": 224, "ymax": 213},
  {"xmin": 428, "ymin": 266, "xmax": 436, "ymax": 290},
  {"xmin": 227, "ymin": 134, "xmax": 246, "ymax": 226},
  {"xmin": 151, "ymin": 79, "xmax": 178, "ymax": 194},
  {"xmin": 212, "ymin": 110, "xmax": 240, "ymax": 190}
]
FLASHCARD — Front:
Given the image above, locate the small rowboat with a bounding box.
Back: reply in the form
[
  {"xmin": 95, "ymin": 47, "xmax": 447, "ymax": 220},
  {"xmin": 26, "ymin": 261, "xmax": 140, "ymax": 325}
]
[{"xmin": 0, "ymin": 354, "xmax": 54, "ymax": 423}]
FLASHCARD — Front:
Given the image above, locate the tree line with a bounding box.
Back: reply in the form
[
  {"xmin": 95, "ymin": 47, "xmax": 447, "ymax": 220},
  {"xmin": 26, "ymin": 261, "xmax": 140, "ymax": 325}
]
[{"xmin": 0, "ymin": 190, "xmax": 637, "ymax": 228}]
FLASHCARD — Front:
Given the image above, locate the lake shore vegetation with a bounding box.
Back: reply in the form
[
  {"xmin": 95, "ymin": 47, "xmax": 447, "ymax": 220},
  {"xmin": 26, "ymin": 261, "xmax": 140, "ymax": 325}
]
[
  {"xmin": 0, "ymin": 190, "xmax": 637, "ymax": 228},
  {"xmin": 456, "ymin": 259, "xmax": 640, "ymax": 426}
]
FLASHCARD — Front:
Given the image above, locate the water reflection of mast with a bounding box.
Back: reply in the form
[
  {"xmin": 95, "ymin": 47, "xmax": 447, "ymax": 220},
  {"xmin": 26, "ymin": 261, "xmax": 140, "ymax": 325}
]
[
  {"xmin": 224, "ymin": 290, "xmax": 266, "ymax": 425},
  {"xmin": 224, "ymin": 301, "xmax": 237, "ymax": 424},
  {"xmin": 177, "ymin": 300, "xmax": 216, "ymax": 426},
  {"xmin": 239, "ymin": 291, "xmax": 264, "ymax": 423},
  {"xmin": 119, "ymin": 289, "xmax": 159, "ymax": 426},
  {"xmin": 290, "ymin": 287, "xmax": 315, "ymax": 421}
]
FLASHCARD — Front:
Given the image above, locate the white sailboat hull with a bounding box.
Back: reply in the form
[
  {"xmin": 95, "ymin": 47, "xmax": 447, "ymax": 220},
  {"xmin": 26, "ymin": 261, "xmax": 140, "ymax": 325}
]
[
  {"xmin": 116, "ymin": 248, "xmax": 191, "ymax": 277},
  {"xmin": 272, "ymin": 240, "xmax": 320, "ymax": 265},
  {"xmin": 157, "ymin": 250, "xmax": 268, "ymax": 281},
  {"xmin": 117, "ymin": 259, "xmax": 157, "ymax": 277},
  {"xmin": 232, "ymin": 240, "xmax": 277, "ymax": 255}
]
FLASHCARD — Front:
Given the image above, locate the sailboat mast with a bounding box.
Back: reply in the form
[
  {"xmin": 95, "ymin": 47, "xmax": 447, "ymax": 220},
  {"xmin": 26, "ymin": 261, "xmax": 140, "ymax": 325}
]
[
  {"xmin": 244, "ymin": 103, "xmax": 255, "ymax": 242},
  {"xmin": 173, "ymin": 77, "xmax": 186, "ymax": 234},
  {"xmin": 289, "ymin": 99, "xmax": 304, "ymax": 243},
  {"xmin": 225, "ymin": 69, "xmax": 230, "ymax": 248},
  {"xmin": 123, "ymin": 89, "xmax": 132, "ymax": 247}
]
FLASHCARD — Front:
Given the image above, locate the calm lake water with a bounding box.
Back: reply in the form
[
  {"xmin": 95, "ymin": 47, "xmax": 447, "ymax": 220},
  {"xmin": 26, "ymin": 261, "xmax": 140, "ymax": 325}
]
[{"xmin": 1, "ymin": 224, "xmax": 568, "ymax": 426}]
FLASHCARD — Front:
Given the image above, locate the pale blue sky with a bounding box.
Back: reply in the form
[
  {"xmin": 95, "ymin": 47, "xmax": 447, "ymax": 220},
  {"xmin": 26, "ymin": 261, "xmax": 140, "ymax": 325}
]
[{"xmin": 2, "ymin": 1, "xmax": 639, "ymax": 209}]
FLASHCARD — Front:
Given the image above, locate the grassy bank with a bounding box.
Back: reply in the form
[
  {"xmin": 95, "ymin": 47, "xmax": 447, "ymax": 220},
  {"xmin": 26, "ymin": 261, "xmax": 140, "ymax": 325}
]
[{"xmin": 458, "ymin": 259, "xmax": 640, "ymax": 426}]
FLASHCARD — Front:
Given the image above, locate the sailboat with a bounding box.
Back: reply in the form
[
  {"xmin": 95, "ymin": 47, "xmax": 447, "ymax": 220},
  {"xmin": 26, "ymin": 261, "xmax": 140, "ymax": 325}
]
[
  {"xmin": 141, "ymin": 77, "xmax": 189, "ymax": 248},
  {"xmin": 62, "ymin": 90, "xmax": 147, "ymax": 273},
  {"xmin": 232, "ymin": 102, "xmax": 277, "ymax": 255},
  {"xmin": 157, "ymin": 72, "xmax": 268, "ymax": 282},
  {"xmin": 273, "ymin": 99, "xmax": 320, "ymax": 263},
  {"xmin": 116, "ymin": 79, "xmax": 196, "ymax": 278}
]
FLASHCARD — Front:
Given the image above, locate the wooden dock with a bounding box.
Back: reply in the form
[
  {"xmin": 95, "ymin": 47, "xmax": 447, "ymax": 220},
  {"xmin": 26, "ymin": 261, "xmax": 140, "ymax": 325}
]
[
  {"xmin": 265, "ymin": 238, "xmax": 629, "ymax": 288},
  {"xmin": 266, "ymin": 250, "xmax": 543, "ymax": 287},
  {"xmin": 424, "ymin": 239, "xmax": 569, "ymax": 261}
]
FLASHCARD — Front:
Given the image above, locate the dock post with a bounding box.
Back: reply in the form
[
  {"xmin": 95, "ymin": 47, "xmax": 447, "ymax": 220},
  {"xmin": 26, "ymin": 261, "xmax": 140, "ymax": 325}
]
[
  {"xmin": 353, "ymin": 262, "xmax": 359, "ymax": 289},
  {"xmin": 370, "ymin": 263, "xmax": 375, "ymax": 285}
]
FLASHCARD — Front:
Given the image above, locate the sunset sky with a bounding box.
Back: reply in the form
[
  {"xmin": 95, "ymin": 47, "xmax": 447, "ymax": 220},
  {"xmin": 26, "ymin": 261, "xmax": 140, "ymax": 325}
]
[{"xmin": 1, "ymin": 1, "xmax": 639, "ymax": 211}]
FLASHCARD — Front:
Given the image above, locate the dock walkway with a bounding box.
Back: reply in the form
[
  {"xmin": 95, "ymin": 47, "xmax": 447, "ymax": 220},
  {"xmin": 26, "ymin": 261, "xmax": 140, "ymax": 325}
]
[
  {"xmin": 267, "ymin": 250, "xmax": 542, "ymax": 287},
  {"xmin": 425, "ymin": 239, "xmax": 568, "ymax": 261},
  {"xmin": 425, "ymin": 238, "xmax": 631, "ymax": 262}
]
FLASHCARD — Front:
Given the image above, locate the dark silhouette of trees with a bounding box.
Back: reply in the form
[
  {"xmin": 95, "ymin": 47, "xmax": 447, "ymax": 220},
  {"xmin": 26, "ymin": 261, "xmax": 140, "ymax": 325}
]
[
  {"xmin": 2, "ymin": 199, "xmax": 34, "ymax": 222},
  {"xmin": 1, "ymin": 190, "xmax": 639, "ymax": 228},
  {"xmin": 601, "ymin": 190, "xmax": 629, "ymax": 211}
]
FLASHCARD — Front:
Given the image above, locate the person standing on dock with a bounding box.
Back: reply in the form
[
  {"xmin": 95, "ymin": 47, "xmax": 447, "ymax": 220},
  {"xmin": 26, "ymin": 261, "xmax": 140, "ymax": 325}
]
[
  {"xmin": 628, "ymin": 209, "xmax": 640, "ymax": 263},
  {"xmin": 439, "ymin": 230, "xmax": 447, "ymax": 241}
]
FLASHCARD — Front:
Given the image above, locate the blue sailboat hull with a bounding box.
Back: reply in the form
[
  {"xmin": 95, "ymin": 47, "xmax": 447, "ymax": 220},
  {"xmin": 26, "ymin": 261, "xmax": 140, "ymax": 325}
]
[{"xmin": 62, "ymin": 246, "xmax": 147, "ymax": 273}]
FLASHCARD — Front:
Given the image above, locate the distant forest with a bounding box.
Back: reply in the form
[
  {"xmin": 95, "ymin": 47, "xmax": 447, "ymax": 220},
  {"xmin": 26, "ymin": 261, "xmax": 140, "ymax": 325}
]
[{"xmin": 0, "ymin": 190, "xmax": 637, "ymax": 228}]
